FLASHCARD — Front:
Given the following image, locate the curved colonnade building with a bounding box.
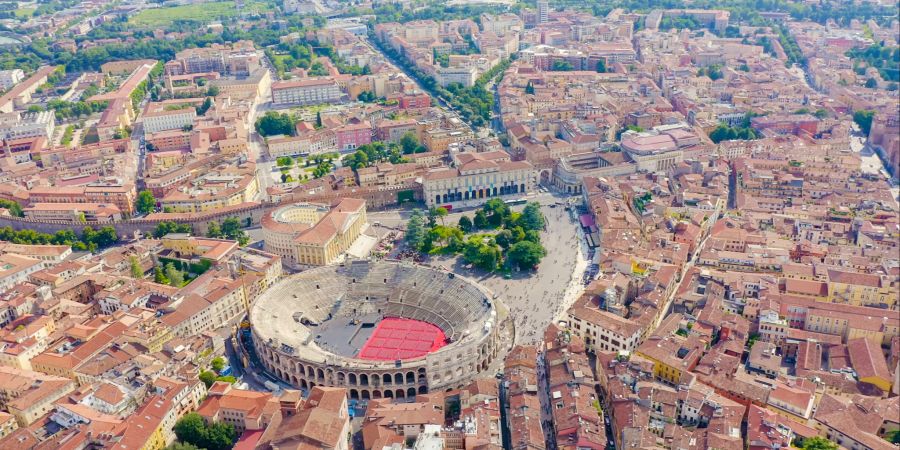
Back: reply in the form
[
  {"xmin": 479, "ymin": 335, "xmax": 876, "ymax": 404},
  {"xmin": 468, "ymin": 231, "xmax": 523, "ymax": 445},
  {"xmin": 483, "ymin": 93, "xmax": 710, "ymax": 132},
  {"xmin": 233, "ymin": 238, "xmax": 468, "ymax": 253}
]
[{"xmin": 249, "ymin": 260, "xmax": 508, "ymax": 400}]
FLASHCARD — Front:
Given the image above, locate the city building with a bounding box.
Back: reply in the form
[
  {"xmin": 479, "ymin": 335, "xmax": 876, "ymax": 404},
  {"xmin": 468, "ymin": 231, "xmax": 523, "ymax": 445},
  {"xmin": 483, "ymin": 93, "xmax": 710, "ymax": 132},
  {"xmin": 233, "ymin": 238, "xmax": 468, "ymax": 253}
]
[
  {"xmin": 271, "ymin": 79, "xmax": 343, "ymax": 106},
  {"xmin": 0, "ymin": 70, "xmax": 24, "ymax": 91},
  {"xmin": 422, "ymin": 151, "xmax": 536, "ymax": 208},
  {"xmin": 261, "ymin": 198, "xmax": 367, "ymax": 267}
]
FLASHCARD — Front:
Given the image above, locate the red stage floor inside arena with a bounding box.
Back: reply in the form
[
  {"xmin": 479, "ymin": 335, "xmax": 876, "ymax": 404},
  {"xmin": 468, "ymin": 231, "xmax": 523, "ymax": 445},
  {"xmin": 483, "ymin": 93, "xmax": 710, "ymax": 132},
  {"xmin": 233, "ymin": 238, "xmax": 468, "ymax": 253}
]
[{"xmin": 357, "ymin": 318, "xmax": 448, "ymax": 361}]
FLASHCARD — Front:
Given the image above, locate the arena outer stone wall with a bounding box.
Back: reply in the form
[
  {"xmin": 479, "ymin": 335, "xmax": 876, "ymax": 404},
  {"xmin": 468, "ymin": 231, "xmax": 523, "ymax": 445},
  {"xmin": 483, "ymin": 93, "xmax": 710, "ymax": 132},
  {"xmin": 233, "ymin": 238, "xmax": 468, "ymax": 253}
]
[{"xmin": 249, "ymin": 260, "xmax": 508, "ymax": 400}]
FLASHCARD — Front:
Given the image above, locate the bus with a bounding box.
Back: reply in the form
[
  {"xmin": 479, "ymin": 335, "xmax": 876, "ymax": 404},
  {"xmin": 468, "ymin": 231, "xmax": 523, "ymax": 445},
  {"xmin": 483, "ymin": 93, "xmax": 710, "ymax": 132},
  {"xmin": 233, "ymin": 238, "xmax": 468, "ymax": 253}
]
[{"xmin": 504, "ymin": 199, "xmax": 527, "ymax": 206}]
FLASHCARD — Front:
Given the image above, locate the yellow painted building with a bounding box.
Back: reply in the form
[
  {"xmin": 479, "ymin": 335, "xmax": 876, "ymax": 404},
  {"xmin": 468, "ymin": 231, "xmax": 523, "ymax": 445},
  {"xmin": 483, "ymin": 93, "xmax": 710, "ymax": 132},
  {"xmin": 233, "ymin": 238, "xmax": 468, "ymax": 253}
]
[
  {"xmin": 826, "ymin": 268, "xmax": 894, "ymax": 308},
  {"xmin": 261, "ymin": 198, "xmax": 368, "ymax": 268},
  {"xmin": 159, "ymin": 164, "xmax": 259, "ymax": 213},
  {"xmin": 634, "ymin": 335, "xmax": 701, "ymax": 386}
]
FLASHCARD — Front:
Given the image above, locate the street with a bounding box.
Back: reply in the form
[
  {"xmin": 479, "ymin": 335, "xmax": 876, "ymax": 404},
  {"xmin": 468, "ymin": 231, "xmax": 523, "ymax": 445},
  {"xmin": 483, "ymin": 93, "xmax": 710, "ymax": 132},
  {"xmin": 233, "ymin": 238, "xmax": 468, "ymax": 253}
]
[
  {"xmin": 849, "ymin": 129, "xmax": 899, "ymax": 200},
  {"xmin": 249, "ymin": 62, "xmax": 275, "ymax": 200}
]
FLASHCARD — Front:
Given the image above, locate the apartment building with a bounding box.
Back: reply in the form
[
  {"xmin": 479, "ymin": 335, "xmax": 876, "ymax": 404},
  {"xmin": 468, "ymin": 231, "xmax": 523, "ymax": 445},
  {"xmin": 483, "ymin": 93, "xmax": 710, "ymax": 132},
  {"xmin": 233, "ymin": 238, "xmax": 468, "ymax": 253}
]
[
  {"xmin": 166, "ymin": 41, "xmax": 260, "ymax": 76},
  {"xmin": 0, "ymin": 366, "xmax": 75, "ymax": 426},
  {"xmin": 142, "ymin": 107, "xmax": 197, "ymax": 134},
  {"xmin": 158, "ymin": 163, "xmax": 259, "ymax": 213},
  {"xmin": 28, "ymin": 181, "xmax": 137, "ymax": 218},
  {"xmin": 159, "ymin": 279, "xmax": 248, "ymax": 338},
  {"xmin": 0, "ymin": 66, "xmax": 56, "ymax": 113},
  {"xmin": 438, "ymin": 66, "xmax": 478, "ymax": 87},
  {"xmin": 0, "ymin": 315, "xmax": 56, "ymax": 371},
  {"xmin": 0, "ymin": 70, "xmax": 24, "ymax": 91},
  {"xmin": 24, "ymin": 203, "xmax": 123, "ymax": 223},
  {"xmin": 256, "ymin": 386, "xmax": 350, "ymax": 450},
  {"xmin": 0, "ymin": 254, "xmax": 43, "ymax": 292},
  {"xmin": 0, "ymin": 111, "xmax": 55, "ymax": 141},
  {"xmin": 196, "ymin": 381, "xmax": 277, "ymax": 433},
  {"xmin": 271, "ymin": 79, "xmax": 343, "ymax": 106}
]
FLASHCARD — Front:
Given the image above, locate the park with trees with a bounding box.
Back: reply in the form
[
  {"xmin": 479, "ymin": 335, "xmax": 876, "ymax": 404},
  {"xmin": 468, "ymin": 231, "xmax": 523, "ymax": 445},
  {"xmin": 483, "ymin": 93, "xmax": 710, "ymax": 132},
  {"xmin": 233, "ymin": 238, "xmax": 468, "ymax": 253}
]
[
  {"xmin": 341, "ymin": 135, "xmax": 426, "ymax": 172},
  {"xmin": 404, "ymin": 200, "xmax": 548, "ymax": 273}
]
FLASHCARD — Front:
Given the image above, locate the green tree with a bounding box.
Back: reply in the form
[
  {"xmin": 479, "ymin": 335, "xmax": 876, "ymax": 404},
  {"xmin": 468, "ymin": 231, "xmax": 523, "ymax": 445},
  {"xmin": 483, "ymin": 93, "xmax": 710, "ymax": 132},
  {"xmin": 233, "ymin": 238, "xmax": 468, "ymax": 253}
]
[
  {"xmin": 429, "ymin": 206, "xmax": 448, "ymax": 226},
  {"xmin": 276, "ymin": 156, "xmax": 293, "ymax": 167},
  {"xmin": 205, "ymin": 422, "xmax": 236, "ymax": 450},
  {"xmin": 458, "ymin": 215, "xmax": 473, "ymax": 233},
  {"xmin": 708, "ymin": 124, "xmax": 759, "ymax": 143},
  {"xmin": 89, "ymin": 226, "xmax": 118, "ymax": 248},
  {"xmin": 255, "ymin": 111, "xmax": 296, "ymax": 137},
  {"xmin": 136, "ymin": 190, "xmax": 156, "ymax": 215},
  {"xmin": 853, "ymin": 110, "xmax": 876, "ymax": 134},
  {"xmin": 173, "ymin": 411, "xmax": 236, "ymax": 450},
  {"xmin": 343, "ymin": 149, "xmax": 370, "ymax": 171},
  {"xmin": 220, "ymin": 218, "xmax": 249, "ymax": 246},
  {"xmin": 207, "ymin": 222, "xmax": 222, "ymax": 238},
  {"xmin": 483, "ymin": 199, "xmax": 510, "ymax": 228},
  {"xmin": 174, "ymin": 413, "xmax": 207, "ymax": 445},
  {"xmin": 495, "ymin": 229, "xmax": 513, "ymax": 249},
  {"xmin": 129, "ymin": 256, "xmax": 143, "ymax": 279},
  {"xmin": 165, "ymin": 263, "xmax": 184, "ymax": 287},
  {"xmin": 405, "ymin": 210, "xmax": 426, "ymax": 251},
  {"xmin": 552, "ymin": 60, "xmax": 574, "ymax": 71},
  {"xmin": 519, "ymin": 202, "xmax": 545, "ymax": 231},
  {"xmin": 864, "ymin": 77, "xmax": 878, "ymax": 88},
  {"xmin": 0, "ymin": 200, "xmax": 24, "ymax": 217},
  {"xmin": 166, "ymin": 443, "xmax": 202, "ymax": 450},
  {"xmin": 473, "ymin": 210, "xmax": 488, "ymax": 229},
  {"xmin": 152, "ymin": 221, "xmax": 192, "ymax": 238},
  {"xmin": 358, "ymin": 90, "xmax": 376, "ymax": 102},
  {"xmin": 800, "ymin": 437, "xmax": 839, "ymax": 450},
  {"xmin": 154, "ymin": 266, "xmax": 169, "ymax": 285},
  {"xmin": 198, "ymin": 371, "xmax": 217, "ymax": 388},
  {"xmin": 315, "ymin": 111, "xmax": 322, "ymax": 128},
  {"xmin": 507, "ymin": 241, "xmax": 546, "ymax": 270},
  {"xmin": 400, "ymin": 132, "xmax": 425, "ymax": 154},
  {"xmin": 477, "ymin": 245, "xmax": 500, "ymax": 270},
  {"xmin": 524, "ymin": 81, "xmax": 535, "ymax": 94},
  {"xmin": 308, "ymin": 61, "xmax": 328, "ymax": 76},
  {"xmin": 211, "ymin": 357, "xmax": 226, "ymax": 373},
  {"xmin": 596, "ymin": 59, "xmax": 607, "ymax": 73},
  {"xmin": 196, "ymin": 97, "xmax": 213, "ymax": 115}
]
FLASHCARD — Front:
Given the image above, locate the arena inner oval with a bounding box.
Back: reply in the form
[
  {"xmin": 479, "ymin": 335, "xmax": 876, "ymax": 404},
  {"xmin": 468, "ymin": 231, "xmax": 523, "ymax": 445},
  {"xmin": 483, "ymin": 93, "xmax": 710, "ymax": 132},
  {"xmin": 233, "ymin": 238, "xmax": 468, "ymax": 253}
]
[{"xmin": 249, "ymin": 260, "xmax": 509, "ymax": 400}]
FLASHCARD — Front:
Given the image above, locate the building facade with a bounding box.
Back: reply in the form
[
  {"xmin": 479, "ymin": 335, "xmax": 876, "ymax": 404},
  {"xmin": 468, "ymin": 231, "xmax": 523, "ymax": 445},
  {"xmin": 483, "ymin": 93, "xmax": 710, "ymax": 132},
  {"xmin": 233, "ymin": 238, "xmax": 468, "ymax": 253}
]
[
  {"xmin": 422, "ymin": 151, "xmax": 536, "ymax": 208},
  {"xmin": 261, "ymin": 198, "xmax": 368, "ymax": 267}
]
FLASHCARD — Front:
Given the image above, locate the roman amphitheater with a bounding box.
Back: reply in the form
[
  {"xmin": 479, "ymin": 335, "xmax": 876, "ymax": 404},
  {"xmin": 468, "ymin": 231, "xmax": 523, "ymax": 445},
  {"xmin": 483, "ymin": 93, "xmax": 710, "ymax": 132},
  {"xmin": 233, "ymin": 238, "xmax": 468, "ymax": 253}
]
[{"xmin": 249, "ymin": 260, "xmax": 510, "ymax": 400}]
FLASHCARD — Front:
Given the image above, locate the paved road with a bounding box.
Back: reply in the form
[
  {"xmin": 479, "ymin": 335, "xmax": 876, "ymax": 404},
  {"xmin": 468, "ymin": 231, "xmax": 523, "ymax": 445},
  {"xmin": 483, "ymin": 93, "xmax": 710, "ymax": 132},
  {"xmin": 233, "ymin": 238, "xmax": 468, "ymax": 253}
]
[
  {"xmin": 849, "ymin": 128, "xmax": 899, "ymax": 199},
  {"xmin": 249, "ymin": 65, "xmax": 275, "ymax": 199}
]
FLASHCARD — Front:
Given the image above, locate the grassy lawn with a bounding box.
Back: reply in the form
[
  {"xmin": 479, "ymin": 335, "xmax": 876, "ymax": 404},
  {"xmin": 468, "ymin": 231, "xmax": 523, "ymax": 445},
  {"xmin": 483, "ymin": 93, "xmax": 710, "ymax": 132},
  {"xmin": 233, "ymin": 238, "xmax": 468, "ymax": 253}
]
[
  {"xmin": 128, "ymin": 2, "xmax": 239, "ymax": 27},
  {"xmin": 14, "ymin": 8, "xmax": 35, "ymax": 18},
  {"xmin": 270, "ymin": 54, "xmax": 291, "ymax": 65}
]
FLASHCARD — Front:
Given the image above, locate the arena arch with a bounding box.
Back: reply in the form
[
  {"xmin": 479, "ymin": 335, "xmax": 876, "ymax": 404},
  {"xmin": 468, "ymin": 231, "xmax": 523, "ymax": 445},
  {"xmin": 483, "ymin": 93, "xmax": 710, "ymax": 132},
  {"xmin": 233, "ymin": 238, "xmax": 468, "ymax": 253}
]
[{"xmin": 248, "ymin": 261, "xmax": 508, "ymax": 396}]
